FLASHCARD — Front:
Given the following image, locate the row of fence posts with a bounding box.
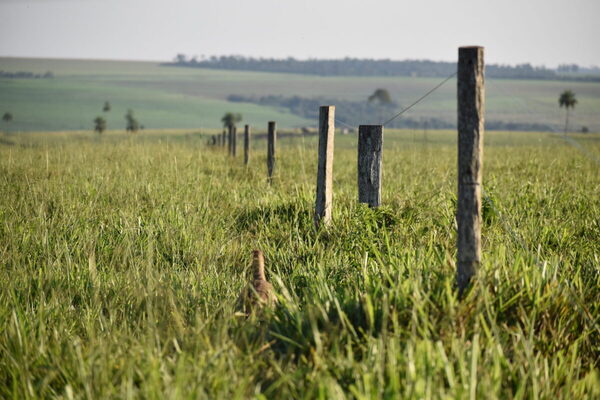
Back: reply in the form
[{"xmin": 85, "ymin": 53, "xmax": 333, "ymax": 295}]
[
  {"xmin": 313, "ymin": 46, "xmax": 484, "ymax": 294},
  {"xmin": 208, "ymin": 46, "xmax": 484, "ymax": 294},
  {"xmin": 210, "ymin": 121, "xmax": 277, "ymax": 182}
]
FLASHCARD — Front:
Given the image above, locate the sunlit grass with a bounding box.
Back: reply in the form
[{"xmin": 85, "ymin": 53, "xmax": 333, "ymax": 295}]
[{"xmin": 0, "ymin": 130, "xmax": 598, "ymax": 398}]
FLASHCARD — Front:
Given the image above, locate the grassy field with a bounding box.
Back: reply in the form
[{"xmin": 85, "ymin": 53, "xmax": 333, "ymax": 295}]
[
  {"xmin": 0, "ymin": 129, "xmax": 598, "ymax": 398},
  {"xmin": 2, "ymin": 57, "xmax": 600, "ymax": 132}
]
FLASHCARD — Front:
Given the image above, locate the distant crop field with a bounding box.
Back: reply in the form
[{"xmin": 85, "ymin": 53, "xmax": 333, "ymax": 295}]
[
  {"xmin": 1, "ymin": 57, "xmax": 600, "ymax": 132},
  {"xmin": 0, "ymin": 129, "xmax": 598, "ymax": 398}
]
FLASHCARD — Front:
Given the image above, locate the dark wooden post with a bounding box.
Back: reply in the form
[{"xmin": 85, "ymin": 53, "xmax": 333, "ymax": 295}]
[
  {"xmin": 232, "ymin": 126, "xmax": 237, "ymax": 157},
  {"xmin": 244, "ymin": 124, "xmax": 251, "ymax": 165},
  {"xmin": 227, "ymin": 125, "xmax": 233, "ymax": 154},
  {"xmin": 267, "ymin": 121, "xmax": 276, "ymax": 182},
  {"xmin": 315, "ymin": 106, "xmax": 335, "ymax": 227},
  {"xmin": 222, "ymin": 129, "xmax": 226, "ymax": 147},
  {"xmin": 457, "ymin": 46, "xmax": 485, "ymax": 294},
  {"xmin": 358, "ymin": 125, "xmax": 383, "ymax": 207}
]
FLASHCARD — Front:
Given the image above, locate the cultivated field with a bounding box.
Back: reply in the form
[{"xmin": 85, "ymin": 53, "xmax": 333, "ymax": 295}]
[
  {"xmin": 0, "ymin": 129, "xmax": 598, "ymax": 398},
  {"xmin": 2, "ymin": 57, "xmax": 600, "ymax": 132}
]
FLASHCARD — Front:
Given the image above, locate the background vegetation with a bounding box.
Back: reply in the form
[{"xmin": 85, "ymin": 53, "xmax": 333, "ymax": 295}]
[
  {"xmin": 170, "ymin": 55, "xmax": 600, "ymax": 81},
  {"xmin": 1, "ymin": 57, "xmax": 600, "ymax": 132}
]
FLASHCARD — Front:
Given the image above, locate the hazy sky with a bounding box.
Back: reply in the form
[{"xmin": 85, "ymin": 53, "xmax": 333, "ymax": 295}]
[{"xmin": 1, "ymin": 0, "xmax": 599, "ymax": 67}]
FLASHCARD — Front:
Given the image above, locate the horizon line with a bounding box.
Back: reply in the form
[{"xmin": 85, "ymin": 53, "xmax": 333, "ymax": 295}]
[{"xmin": 1, "ymin": 54, "xmax": 598, "ymax": 69}]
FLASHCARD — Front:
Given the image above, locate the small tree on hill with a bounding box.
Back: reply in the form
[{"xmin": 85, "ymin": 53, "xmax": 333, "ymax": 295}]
[
  {"xmin": 2, "ymin": 112, "xmax": 13, "ymax": 132},
  {"xmin": 221, "ymin": 112, "xmax": 242, "ymax": 129},
  {"xmin": 103, "ymin": 101, "xmax": 111, "ymax": 112},
  {"xmin": 125, "ymin": 109, "xmax": 140, "ymax": 133},
  {"xmin": 559, "ymin": 90, "xmax": 577, "ymax": 134},
  {"xmin": 368, "ymin": 88, "xmax": 393, "ymax": 105},
  {"xmin": 94, "ymin": 116, "xmax": 107, "ymax": 134},
  {"xmin": 174, "ymin": 54, "xmax": 187, "ymax": 64}
]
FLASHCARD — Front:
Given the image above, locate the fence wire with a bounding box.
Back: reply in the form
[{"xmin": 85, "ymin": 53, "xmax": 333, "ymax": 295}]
[{"xmin": 381, "ymin": 72, "xmax": 457, "ymax": 127}]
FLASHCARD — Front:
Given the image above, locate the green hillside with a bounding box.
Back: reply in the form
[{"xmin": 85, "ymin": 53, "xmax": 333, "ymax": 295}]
[{"xmin": 1, "ymin": 57, "xmax": 600, "ymax": 132}]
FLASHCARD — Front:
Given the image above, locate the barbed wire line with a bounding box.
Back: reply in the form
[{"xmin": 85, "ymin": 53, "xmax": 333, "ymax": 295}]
[
  {"xmin": 320, "ymin": 72, "xmax": 457, "ymax": 132},
  {"xmin": 381, "ymin": 72, "xmax": 457, "ymax": 127},
  {"xmin": 334, "ymin": 117, "xmax": 358, "ymax": 131}
]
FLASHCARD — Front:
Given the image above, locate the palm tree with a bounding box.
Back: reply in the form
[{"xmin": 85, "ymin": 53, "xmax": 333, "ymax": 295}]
[{"xmin": 559, "ymin": 90, "xmax": 577, "ymax": 134}]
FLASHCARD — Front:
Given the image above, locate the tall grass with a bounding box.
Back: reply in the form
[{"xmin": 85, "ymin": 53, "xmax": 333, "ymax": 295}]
[{"xmin": 0, "ymin": 130, "xmax": 598, "ymax": 398}]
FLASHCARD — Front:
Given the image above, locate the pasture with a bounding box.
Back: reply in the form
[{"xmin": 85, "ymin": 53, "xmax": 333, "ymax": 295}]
[
  {"xmin": 0, "ymin": 129, "xmax": 598, "ymax": 398},
  {"xmin": 2, "ymin": 57, "xmax": 600, "ymax": 132}
]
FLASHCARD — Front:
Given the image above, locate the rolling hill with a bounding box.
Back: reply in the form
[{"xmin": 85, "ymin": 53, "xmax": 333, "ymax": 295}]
[{"xmin": 1, "ymin": 57, "xmax": 600, "ymax": 132}]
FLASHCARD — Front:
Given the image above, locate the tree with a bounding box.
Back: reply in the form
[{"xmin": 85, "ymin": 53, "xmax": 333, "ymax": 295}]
[
  {"xmin": 368, "ymin": 88, "xmax": 392, "ymax": 105},
  {"xmin": 559, "ymin": 90, "xmax": 577, "ymax": 134},
  {"xmin": 2, "ymin": 112, "xmax": 12, "ymax": 133},
  {"xmin": 93, "ymin": 116, "xmax": 107, "ymax": 134},
  {"xmin": 221, "ymin": 112, "xmax": 242, "ymax": 128},
  {"xmin": 174, "ymin": 54, "xmax": 187, "ymax": 64},
  {"xmin": 103, "ymin": 101, "xmax": 111, "ymax": 112},
  {"xmin": 125, "ymin": 109, "xmax": 140, "ymax": 133}
]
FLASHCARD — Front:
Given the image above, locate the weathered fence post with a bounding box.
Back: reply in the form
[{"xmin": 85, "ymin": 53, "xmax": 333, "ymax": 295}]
[
  {"xmin": 227, "ymin": 125, "xmax": 233, "ymax": 154},
  {"xmin": 232, "ymin": 126, "xmax": 237, "ymax": 157},
  {"xmin": 244, "ymin": 124, "xmax": 251, "ymax": 165},
  {"xmin": 457, "ymin": 46, "xmax": 485, "ymax": 294},
  {"xmin": 315, "ymin": 106, "xmax": 335, "ymax": 228},
  {"xmin": 222, "ymin": 129, "xmax": 226, "ymax": 147},
  {"xmin": 267, "ymin": 121, "xmax": 276, "ymax": 182},
  {"xmin": 358, "ymin": 125, "xmax": 383, "ymax": 207}
]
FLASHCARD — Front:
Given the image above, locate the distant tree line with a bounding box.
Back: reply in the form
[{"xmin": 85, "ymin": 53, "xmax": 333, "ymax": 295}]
[
  {"xmin": 0, "ymin": 70, "xmax": 54, "ymax": 79},
  {"xmin": 227, "ymin": 94, "xmax": 557, "ymax": 132},
  {"xmin": 167, "ymin": 55, "xmax": 600, "ymax": 82}
]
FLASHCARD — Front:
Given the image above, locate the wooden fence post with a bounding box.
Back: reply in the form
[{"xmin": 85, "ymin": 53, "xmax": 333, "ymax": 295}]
[
  {"xmin": 267, "ymin": 121, "xmax": 276, "ymax": 182},
  {"xmin": 315, "ymin": 106, "xmax": 335, "ymax": 228},
  {"xmin": 244, "ymin": 124, "xmax": 251, "ymax": 165},
  {"xmin": 222, "ymin": 129, "xmax": 226, "ymax": 147},
  {"xmin": 227, "ymin": 125, "xmax": 233, "ymax": 154},
  {"xmin": 457, "ymin": 46, "xmax": 485, "ymax": 294},
  {"xmin": 232, "ymin": 126, "xmax": 237, "ymax": 157},
  {"xmin": 358, "ymin": 125, "xmax": 383, "ymax": 207}
]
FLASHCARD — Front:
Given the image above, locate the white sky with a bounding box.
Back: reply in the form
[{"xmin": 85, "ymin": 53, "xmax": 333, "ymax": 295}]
[{"xmin": 0, "ymin": 0, "xmax": 599, "ymax": 67}]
